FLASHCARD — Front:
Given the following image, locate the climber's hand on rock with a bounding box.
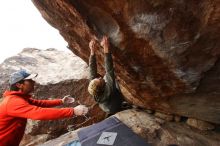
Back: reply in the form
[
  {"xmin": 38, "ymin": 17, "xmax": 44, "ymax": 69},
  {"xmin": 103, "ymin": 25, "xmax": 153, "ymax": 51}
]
[
  {"xmin": 89, "ymin": 39, "xmax": 96, "ymax": 55},
  {"xmin": 100, "ymin": 36, "xmax": 110, "ymax": 53},
  {"xmin": 62, "ymin": 95, "xmax": 75, "ymax": 105},
  {"xmin": 74, "ymin": 105, "xmax": 89, "ymax": 116}
]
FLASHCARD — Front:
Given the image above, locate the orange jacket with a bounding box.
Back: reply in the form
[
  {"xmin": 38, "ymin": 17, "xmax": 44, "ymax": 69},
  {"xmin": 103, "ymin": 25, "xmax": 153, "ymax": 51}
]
[{"xmin": 0, "ymin": 91, "xmax": 74, "ymax": 146}]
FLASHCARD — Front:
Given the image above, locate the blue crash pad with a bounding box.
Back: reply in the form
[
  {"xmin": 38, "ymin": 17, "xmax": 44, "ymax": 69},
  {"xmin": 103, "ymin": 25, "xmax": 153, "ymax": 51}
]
[
  {"xmin": 65, "ymin": 140, "xmax": 81, "ymax": 146},
  {"xmin": 77, "ymin": 116, "xmax": 150, "ymax": 146}
]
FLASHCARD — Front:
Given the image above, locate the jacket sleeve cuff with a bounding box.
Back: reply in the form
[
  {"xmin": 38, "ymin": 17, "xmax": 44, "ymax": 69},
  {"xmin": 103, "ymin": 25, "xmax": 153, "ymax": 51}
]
[
  {"xmin": 72, "ymin": 108, "xmax": 75, "ymax": 116},
  {"xmin": 59, "ymin": 99, "xmax": 63, "ymax": 105}
]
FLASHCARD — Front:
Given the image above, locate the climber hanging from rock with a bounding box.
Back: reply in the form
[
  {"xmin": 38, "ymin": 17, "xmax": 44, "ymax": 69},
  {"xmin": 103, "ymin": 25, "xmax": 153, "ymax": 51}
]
[{"xmin": 88, "ymin": 35, "xmax": 128, "ymax": 115}]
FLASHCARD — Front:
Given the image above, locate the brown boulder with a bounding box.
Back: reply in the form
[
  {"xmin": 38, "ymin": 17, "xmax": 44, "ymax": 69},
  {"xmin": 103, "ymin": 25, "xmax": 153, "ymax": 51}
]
[
  {"xmin": 186, "ymin": 118, "xmax": 215, "ymax": 131},
  {"xmin": 32, "ymin": 0, "xmax": 220, "ymax": 124}
]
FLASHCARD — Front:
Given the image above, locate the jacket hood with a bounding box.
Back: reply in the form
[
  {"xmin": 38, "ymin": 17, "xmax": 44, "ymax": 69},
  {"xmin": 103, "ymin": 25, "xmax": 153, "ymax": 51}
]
[{"xmin": 3, "ymin": 90, "xmax": 32, "ymax": 99}]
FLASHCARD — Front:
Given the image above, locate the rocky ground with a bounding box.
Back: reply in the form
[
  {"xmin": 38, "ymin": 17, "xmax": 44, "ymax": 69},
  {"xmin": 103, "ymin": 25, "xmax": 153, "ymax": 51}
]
[{"xmin": 40, "ymin": 109, "xmax": 220, "ymax": 146}]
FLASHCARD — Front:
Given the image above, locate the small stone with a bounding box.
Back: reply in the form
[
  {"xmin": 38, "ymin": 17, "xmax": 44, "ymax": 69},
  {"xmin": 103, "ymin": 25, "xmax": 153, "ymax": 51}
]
[
  {"xmin": 155, "ymin": 117, "xmax": 165, "ymax": 125},
  {"xmin": 145, "ymin": 109, "xmax": 154, "ymax": 114},
  {"xmin": 154, "ymin": 111, "xmax": 173, "ymax": 121},
  {"xmin": 132, "ymin": 105, "xmax": 138, "ymax": 109},
  {"xmin": 174, "ymin": 115, "xmax": 181, "ymax": 122},
  {"xmin": 186, "ymin": 118, "xmax": 215, "ymax": 131}
]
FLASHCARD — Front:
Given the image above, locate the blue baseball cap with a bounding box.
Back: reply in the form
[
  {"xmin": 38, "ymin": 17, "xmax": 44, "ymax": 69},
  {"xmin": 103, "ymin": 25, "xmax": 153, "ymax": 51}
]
[{"xmin": 9, "ymin": 70, "xmax": 38, "ymax": 85}]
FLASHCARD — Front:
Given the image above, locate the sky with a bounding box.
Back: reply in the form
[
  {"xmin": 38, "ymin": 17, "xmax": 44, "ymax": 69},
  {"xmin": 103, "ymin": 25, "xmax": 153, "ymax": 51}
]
[{"xmin": 0, "ymin": 1, "xmax": 69, "ymax": 63}]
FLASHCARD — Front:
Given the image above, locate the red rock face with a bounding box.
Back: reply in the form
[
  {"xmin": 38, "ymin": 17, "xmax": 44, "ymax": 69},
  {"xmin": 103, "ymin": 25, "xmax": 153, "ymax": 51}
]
[{"xmin": 32, "ymin": 0, "xmax": 220, "ymax": 124}]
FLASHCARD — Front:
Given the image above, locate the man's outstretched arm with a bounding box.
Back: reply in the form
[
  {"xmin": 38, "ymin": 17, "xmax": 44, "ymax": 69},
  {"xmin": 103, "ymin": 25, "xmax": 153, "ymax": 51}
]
[
  {"xmin": 28, "ymin": 98, "xmax": 62, "ymax": 107},
  {"xmin": 101, "ymin": 36, "xmax": 116, "ymax": 87},
  {"xmin": 7, "ymin": 97, "xmax": 88, "ymax": 120},
  {"xmin": 89, "ymin": 39, "xmax": 98, "ymax": 80}
]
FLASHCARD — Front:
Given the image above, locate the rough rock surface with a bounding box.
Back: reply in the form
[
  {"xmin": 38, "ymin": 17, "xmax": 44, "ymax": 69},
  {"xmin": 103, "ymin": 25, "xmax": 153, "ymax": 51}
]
[
  {"xmin": 0, "ymin": 48, "xmax": 88, "ymax": 86},
  {"xmin": 186, "ymin": 118, "xmax": 215, "ymax": 131},
  {"xmin": 32, "ymin": 0, "xmax": 220, "ymax": 124},
  {"xmin": 0, "ymin": 48, "xmax": 105, "ymax": 146},
  {"xmin": 39, "ymin": 110, "xmax": 220, "ymax": 146},
  {"xmin": 154, "ymin": 111, "xmax": 173, "ymax": 121}
]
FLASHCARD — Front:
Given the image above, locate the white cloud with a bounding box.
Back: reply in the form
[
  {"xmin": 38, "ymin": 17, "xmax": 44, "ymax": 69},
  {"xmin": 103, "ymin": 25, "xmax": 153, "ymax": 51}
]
[{"xmin": 0, "ymin": 0, "xmax": 69, "ymax": 63}]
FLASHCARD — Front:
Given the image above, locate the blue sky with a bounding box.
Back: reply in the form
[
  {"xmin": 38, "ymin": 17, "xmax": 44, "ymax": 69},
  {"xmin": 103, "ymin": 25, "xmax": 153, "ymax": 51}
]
[{"xmin": 0, "ymin": 1, "xmax": 69, "ymax": 63}]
